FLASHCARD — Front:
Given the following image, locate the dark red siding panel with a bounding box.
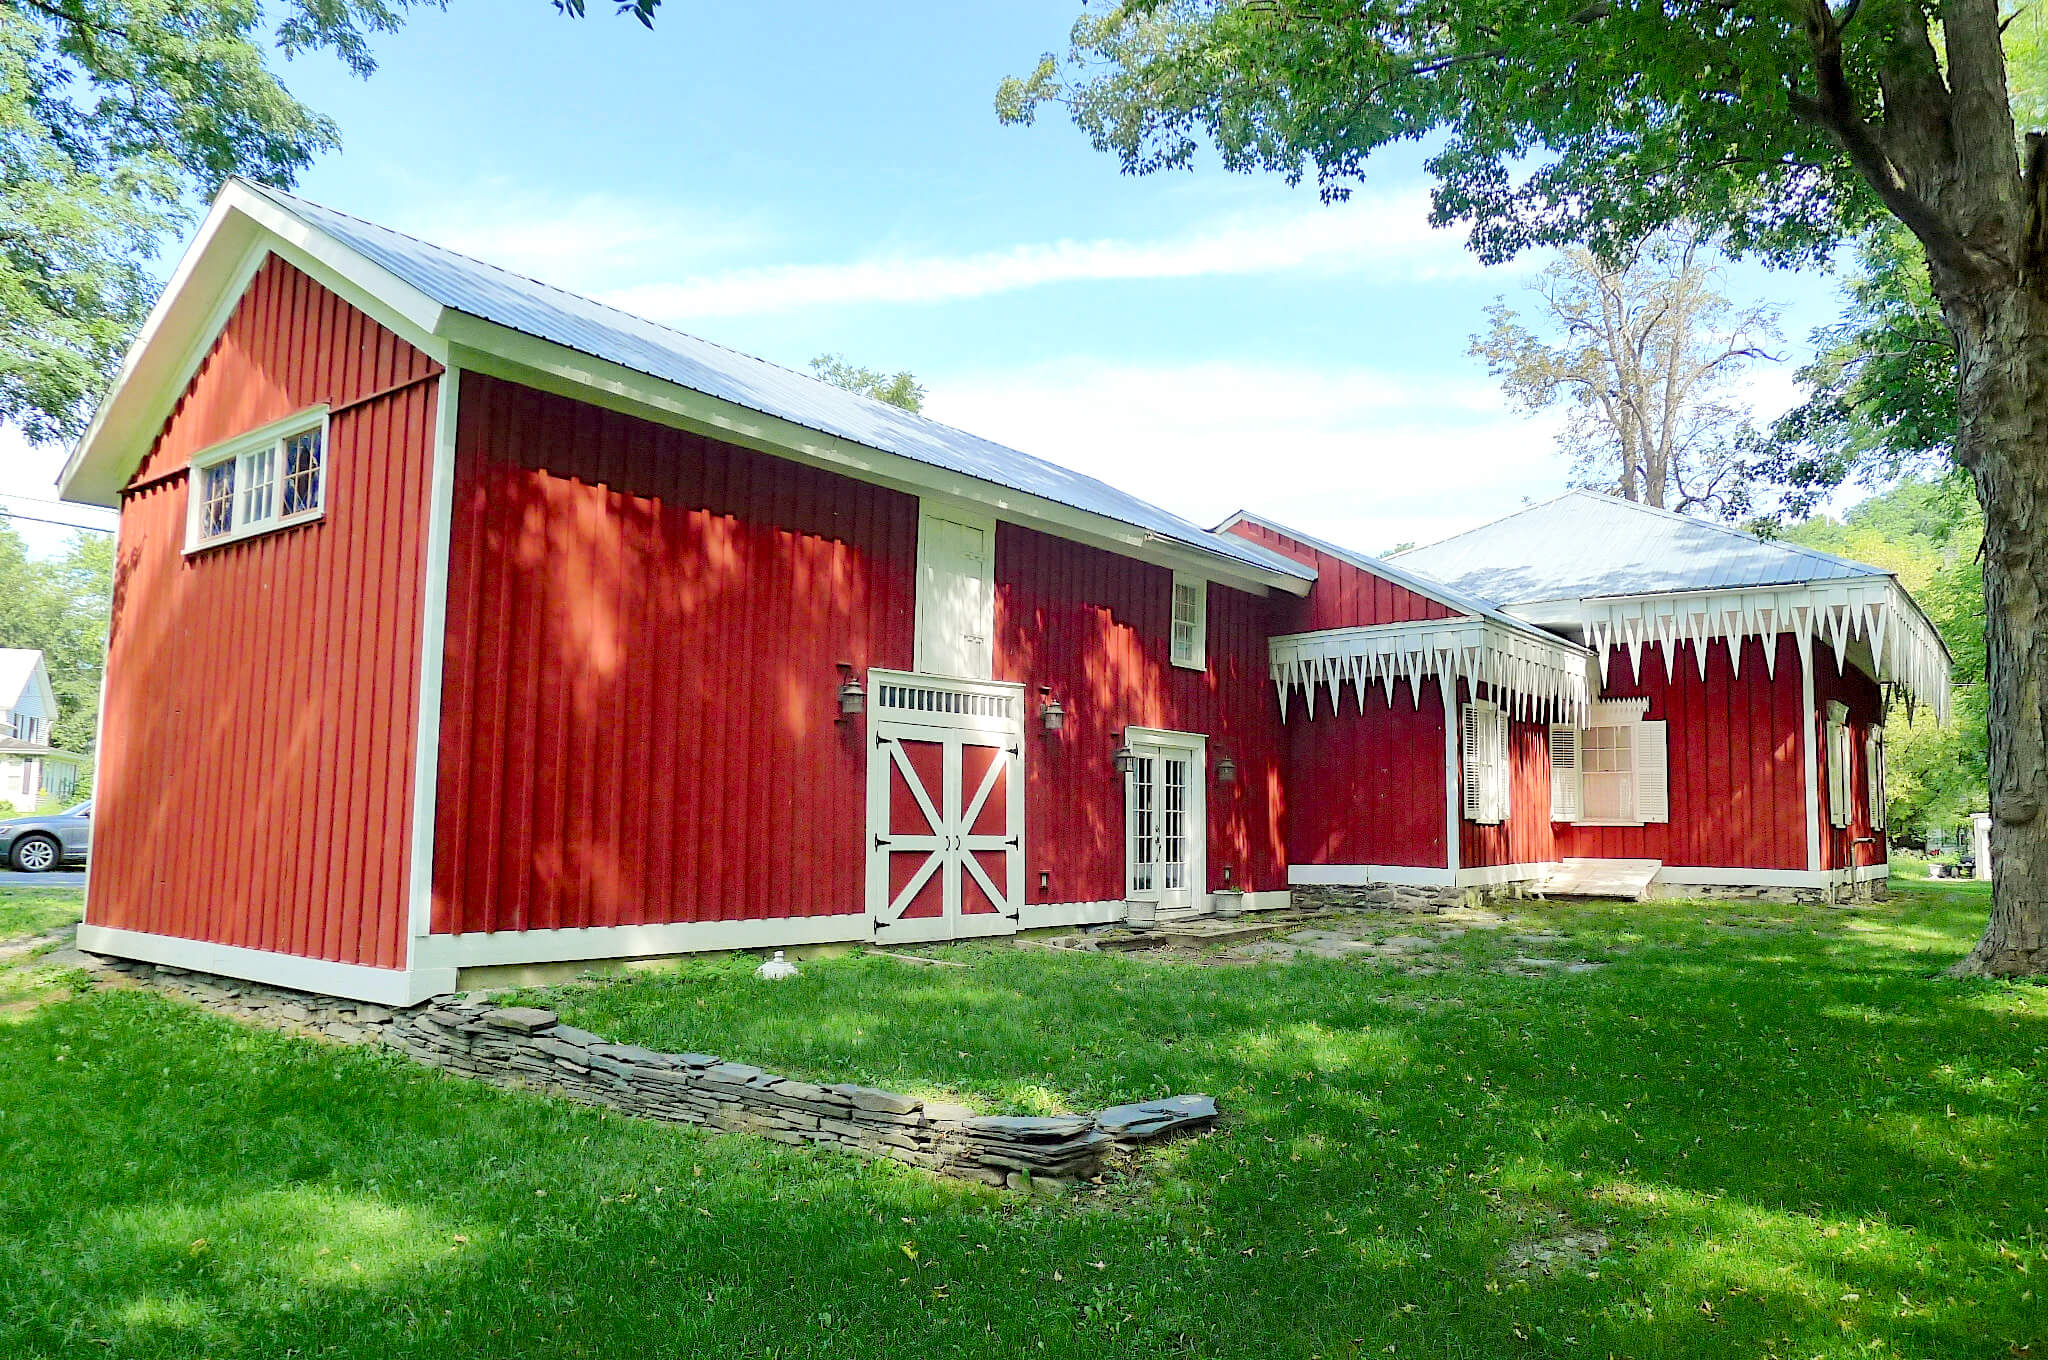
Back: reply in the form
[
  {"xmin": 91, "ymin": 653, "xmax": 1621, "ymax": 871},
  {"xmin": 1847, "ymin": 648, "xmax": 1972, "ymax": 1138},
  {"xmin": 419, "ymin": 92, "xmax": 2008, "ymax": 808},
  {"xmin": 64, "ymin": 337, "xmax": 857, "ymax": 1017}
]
[
  {"xmin": 432, "ymin": 375, "xmax": 918, "ymax": 935},
  {"xmin": 1812, "ymin": 648, "xmax": 1888, "ymax": 871},
  {"xmin": 1224, "ymin": 520, "xmax": 1459, "ymax": 630},
  {"xmin": 1285, "ymin": 682, "xmax": 1447, "ymax": 869},
  {"xmin": 994, "ymin": 524, "xmax": 1289, "ymax": 901},
  {"xmin": 1553, "ymin": 638, "xmax": 1810, "ymax": 870},
  {"xmin": 1458, "ymin": 693, "xmax": 1558, "ymax": 869},
  {"xmin": 87, "ymin": 258, "xmax": 440, "ymax": 967}
]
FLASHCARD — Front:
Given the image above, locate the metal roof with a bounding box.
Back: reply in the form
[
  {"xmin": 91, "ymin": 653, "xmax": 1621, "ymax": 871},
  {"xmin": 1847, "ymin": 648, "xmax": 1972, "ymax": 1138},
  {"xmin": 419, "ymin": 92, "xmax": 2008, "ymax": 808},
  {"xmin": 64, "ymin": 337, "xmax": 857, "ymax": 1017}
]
[
  {"xmin": 1389, "ymin": 490, "xmax": 1889, "ymax": 605},
  {"xmin": 238, "ymin": 182, "xmax": 1312, "ymax": 585},
  {"xmin": 1214, "ymin": 511, "xmax": 1583, "ymax": 652}
]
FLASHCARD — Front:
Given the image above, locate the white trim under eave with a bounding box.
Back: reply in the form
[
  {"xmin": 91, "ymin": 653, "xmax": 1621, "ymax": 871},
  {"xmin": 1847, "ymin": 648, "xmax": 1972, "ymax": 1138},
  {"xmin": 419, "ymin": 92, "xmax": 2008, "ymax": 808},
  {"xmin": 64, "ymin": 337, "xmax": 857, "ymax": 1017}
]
[
  {"xmin": 439, "ymin": 323, "xmax": 1307, "ymax": 599},
  {"xmin": 77, "ymin": 924, "xmax": 454, "ymax": 1006},
  {"xmin": 405, "ymin": 369, "xmax": 461, "ymax": 954},
  {"xmin": 410, "ymin": 913, "xmax": 876, "ymax": 970}
]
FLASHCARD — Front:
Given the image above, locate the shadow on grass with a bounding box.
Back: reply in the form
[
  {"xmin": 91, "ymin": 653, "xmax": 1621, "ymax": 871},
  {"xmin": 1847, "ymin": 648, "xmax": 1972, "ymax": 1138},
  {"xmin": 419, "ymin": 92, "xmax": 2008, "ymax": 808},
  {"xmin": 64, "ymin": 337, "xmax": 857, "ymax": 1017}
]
[{"xmin": 0, "ymin": 878, "xmax": 2040, "ymax": 1358}]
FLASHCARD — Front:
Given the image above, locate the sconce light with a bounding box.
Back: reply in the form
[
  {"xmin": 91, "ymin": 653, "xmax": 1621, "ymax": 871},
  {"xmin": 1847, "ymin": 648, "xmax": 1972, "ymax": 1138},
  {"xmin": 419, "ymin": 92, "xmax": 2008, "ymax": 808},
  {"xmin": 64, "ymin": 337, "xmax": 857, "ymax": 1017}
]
[
  {"xmin": 1214, "ymin": 754, "xmax": 1238, "ymax": 784},
  {"xmin": 836, "ymin": 663, "xmax": 865, "ymax": 721},
  {"xmin": 1112, "ymin": 743, "xmax": 1136, "ymax": 777},
  {"xmin": 1039, "ymin": 686, "xmax": 1066, "ymax": 733}
]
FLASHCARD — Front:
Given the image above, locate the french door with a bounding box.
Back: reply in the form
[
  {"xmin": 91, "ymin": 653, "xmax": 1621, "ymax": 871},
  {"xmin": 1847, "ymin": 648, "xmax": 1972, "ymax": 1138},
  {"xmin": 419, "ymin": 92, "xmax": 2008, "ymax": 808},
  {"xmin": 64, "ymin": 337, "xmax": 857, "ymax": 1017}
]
[
  {"xmin": 1124, "ymin": 727, "xmax": 1206, "ymax": 914},
  {"xmin": 866, "ymin": 672, "xmax": 1024, "ymax": 943}
]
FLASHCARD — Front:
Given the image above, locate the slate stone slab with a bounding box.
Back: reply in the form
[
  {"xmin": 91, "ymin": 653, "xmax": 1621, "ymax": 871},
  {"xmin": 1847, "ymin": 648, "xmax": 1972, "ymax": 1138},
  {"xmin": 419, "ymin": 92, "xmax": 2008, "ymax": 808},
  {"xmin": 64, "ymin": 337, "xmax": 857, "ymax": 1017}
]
[
  {"xmin": 482, "ymin": 1007, "xmax": 559, "ymax": 1034},
  {"xmin": 832, "ymin": 1084, "xmax": 922, "ymax": 1115},
  {"xmin": 1095, "ymin": 1094, "xmax": 1219, "ymax": 1142}
]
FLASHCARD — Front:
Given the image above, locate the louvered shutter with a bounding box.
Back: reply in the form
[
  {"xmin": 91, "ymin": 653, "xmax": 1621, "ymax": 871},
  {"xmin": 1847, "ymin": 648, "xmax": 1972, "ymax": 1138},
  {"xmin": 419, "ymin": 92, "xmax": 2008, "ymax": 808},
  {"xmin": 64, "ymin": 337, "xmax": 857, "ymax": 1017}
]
[
  {"xmin": 1634, "ymin": 720, "xmax": 1669, "ymax": 823},
  {"xmin": 1866, "ymin": 727, "xmax": 1887, "ymax": 831},
  {"xmin": 1461, "ymin": 702, "xmax": 1484, "ymax": 821},
  {"xmin": 1492, "ymin": 706, "xmax": 1512, "ymax": 822},
  {"xmin": 1843, "ymin": 720, "xmax": 1859, "ymax": 827},
  {"xmin": 1549, "ymin": 725, "xmax": 1581, "ymax": 822}
]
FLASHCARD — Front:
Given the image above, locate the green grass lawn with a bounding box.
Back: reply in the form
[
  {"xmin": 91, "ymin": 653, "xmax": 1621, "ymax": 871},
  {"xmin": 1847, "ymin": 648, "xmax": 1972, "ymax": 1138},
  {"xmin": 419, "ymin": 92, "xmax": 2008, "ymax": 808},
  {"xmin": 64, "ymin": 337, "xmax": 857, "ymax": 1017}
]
[
  {"xmin": 0, "ymin": 884, "xmax": 84, "ymax": 943},
  {"xmin": 0, "ymin": 877, "xmax": 2040, "ymax": 1358}
]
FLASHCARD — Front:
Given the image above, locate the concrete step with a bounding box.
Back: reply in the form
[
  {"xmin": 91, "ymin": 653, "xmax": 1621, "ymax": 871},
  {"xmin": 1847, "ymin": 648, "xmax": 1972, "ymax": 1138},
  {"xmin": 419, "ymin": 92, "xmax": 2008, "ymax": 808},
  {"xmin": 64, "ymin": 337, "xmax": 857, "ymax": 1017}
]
[{"xmin": 1535, "ymin": 858, "xmax": 1663, "ymax": 902}]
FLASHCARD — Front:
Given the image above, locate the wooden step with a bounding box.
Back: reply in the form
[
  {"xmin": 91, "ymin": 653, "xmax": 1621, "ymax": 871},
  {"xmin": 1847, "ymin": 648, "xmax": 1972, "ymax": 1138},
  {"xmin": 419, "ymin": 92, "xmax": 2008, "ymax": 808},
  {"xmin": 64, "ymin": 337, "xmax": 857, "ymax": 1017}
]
[{"xmin": 1535, "ymin": 858, "xmax": 1663, "ymax": 902}]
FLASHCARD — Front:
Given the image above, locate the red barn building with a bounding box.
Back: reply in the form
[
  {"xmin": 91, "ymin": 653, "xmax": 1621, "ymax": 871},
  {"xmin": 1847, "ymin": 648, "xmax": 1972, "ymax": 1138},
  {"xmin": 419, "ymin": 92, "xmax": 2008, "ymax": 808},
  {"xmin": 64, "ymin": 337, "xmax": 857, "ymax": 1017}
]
[{"xmin": 57, "ymin": 183, "xmax": 1950, "ymax": 1003}]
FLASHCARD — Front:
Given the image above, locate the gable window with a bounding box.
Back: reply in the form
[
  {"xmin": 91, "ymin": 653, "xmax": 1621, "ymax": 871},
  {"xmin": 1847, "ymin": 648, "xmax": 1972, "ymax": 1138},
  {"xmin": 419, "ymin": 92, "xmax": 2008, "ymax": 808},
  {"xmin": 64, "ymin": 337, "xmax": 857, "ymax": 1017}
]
[
  {"xmin": 1548, "ymin": 704, "xmax": 1668, "ymax": 825},
  {"xmin": 1170, "ymin": 573, "xmax": 1207, "ymax": 670},
  {"xmin": 1461, "ymin": 699, "xmax": 1510, "ymax": 824},
  {"xmin": 185, "ymin": 407, "xmax": 329, "ymax": 552},
  {"xmin": 6, "ymin": 712, "xmax": 44, "ymax": 744}
]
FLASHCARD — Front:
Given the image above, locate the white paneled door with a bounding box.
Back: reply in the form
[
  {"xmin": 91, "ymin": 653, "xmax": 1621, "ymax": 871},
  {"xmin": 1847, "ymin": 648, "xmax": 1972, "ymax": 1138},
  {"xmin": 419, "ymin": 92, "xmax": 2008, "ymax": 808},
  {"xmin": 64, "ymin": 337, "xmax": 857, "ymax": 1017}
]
[
  {"xmin": 866, "ymin": 672, "xmax": 1024, "ymax": 943},
  {"xmin": 1124, "ymin": 727, "xmax": 1206, "ymax": 915}
]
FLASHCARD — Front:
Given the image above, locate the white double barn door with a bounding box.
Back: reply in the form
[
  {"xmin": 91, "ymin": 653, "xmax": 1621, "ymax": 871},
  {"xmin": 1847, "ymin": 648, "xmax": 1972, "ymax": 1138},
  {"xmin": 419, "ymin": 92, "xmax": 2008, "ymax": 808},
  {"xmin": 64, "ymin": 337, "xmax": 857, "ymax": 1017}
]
[{"xmin": 866, "ymin": 672, "xmax": 1024, "ymax": 943}]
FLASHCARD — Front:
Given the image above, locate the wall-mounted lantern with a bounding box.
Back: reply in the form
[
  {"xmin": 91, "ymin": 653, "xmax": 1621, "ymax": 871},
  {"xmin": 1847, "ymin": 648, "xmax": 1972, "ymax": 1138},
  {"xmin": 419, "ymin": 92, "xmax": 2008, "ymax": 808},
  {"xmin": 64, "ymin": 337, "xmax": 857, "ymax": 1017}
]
[
  {"xmin": 1214, "ymin": 753, "xmax": 1238, "ymax": 784},
  {"xmin": 1112, "ymin": 743, "xmax": 1136, "ymax": 777},
  {"xmin": 836, "ymin": 663, "xmax": 865, "ymax": 722},
  {"xmin": 1039, "ymin": 686, "xmax": 1066, "ymax": 733}
]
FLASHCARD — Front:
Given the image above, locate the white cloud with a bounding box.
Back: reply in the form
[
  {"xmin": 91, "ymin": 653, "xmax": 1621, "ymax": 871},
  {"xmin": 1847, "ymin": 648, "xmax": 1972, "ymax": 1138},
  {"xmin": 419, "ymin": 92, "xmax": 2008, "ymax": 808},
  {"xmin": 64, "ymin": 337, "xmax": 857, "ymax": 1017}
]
[
  {"xmin": 921, "ymin": 358, "xmax": 1568, "ymax": 556},
  {"xmin": 600, "ymin": 189, "xmax": 1509, "ymax": 321},
  {"xmin": 0, "ymin": 425, "xmax": 116, "ymax": 556}
]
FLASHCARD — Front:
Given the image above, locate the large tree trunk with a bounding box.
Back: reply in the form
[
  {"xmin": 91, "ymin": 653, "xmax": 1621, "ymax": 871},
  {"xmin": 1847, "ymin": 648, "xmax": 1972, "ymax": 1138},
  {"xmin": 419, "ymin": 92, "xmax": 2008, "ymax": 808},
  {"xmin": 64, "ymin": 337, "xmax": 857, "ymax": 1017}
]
[{"xmin": 1947, "ymin": 293, "xmax": 2048, "ymax": 977}]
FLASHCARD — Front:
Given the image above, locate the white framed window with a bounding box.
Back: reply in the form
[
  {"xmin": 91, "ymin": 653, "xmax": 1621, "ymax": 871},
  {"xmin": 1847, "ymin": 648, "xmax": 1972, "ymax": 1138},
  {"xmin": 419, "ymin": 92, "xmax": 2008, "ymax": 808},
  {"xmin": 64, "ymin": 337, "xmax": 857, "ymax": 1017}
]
[
  {"xmin": 6, "ymin": 711, "xmax": 45, "ymax": 745},
  {"xmin": 1547, "ymin": 709, "xmax": 1668, "ymax": 825},
  {"xmin": 1169, "ymin": 573, "xmax": 1207, "ymax": 670},
  {"xmin": 184, "ymin": 406, "xmax": 330, "ymax": 552},
  {"xmin": 1461, "ymin": 699, "xmax": 1511, "ymax": 825},
  {"xmin": 1866, "ymin": 726, "xmax": 1887, "ymax": 832}
]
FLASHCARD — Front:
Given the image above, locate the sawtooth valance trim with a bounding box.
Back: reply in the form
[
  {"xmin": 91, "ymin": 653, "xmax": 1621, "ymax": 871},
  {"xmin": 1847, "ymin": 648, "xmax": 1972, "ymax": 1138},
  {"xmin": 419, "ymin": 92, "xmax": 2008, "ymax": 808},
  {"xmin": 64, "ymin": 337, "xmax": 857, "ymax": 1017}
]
[
  {"xmin": 1579, "ymin": 578, "xmax": 1951, "ymax": 724},
  {"xmin": 1269, "ymin": 618, "xmax": 1593, "ymax": 725}
]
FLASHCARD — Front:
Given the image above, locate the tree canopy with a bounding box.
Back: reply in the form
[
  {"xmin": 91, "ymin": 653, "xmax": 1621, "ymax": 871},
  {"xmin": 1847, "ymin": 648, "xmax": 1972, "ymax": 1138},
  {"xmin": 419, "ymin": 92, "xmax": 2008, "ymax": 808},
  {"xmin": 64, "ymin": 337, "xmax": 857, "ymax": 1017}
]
[{"xmin": 808, "ymin": 353, "xmax": 927, "ymax": 413}]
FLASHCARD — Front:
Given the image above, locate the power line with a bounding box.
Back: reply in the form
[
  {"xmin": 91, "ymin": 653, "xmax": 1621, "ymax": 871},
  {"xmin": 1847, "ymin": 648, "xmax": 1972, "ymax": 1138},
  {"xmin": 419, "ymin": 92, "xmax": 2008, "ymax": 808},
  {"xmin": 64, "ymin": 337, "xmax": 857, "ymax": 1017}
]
[{"xmin": 0, "ymin": 509, "xmax": 115, "ymax": 534}]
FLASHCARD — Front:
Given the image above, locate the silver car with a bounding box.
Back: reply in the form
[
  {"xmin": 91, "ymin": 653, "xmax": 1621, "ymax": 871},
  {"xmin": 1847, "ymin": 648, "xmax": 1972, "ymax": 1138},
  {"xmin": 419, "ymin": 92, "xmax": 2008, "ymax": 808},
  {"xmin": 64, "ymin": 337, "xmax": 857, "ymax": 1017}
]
[{"xmin": 0, "ymin": 800, "xmax": 91, "ymax": 872}]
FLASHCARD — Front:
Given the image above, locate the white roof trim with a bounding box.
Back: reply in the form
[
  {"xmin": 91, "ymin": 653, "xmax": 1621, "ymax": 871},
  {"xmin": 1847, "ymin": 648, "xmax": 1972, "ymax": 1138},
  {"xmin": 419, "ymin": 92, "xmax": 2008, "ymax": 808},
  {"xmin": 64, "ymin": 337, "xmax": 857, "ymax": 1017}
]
[
  {"xmin": 1577, "ymin": 578, "xmax": 1950, "ymax": 722},
  {"xmin": 1269, "ymin": 617, "xmax": 1592, "ymax": 726}
]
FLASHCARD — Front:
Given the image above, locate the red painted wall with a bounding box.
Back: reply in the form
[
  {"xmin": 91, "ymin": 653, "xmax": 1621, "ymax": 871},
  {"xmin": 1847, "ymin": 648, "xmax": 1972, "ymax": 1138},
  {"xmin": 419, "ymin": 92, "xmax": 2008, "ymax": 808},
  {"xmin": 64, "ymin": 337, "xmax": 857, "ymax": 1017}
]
[
  {"xmin": 431, "ymin": 374, "xmax": 917, "ymax": 934},
  {"xmin": 994, "ymin": 523, "xmax": 1289, "ymax": 901},
  {"xmin": 1225, "ymin": 520, "xmax": 1459, "ymax": 630},
  {"xmin": 88, "ymin": 255, "xmax": 440, "ymax": 967},
  {"xmin": 1459, "ymin": 692, "xmax": 1558, "ymax": 869},
  {"xmin": 1813, "ymin": 648, "xmax": 1888, "ymax": 871},
  {"xmin": 1553, "ymin": 637, "xmax": 1811, "ymax": 870},
  {"xmin": 1284, "ymin": 681, "xmax": 1447, "ymax": 869}
]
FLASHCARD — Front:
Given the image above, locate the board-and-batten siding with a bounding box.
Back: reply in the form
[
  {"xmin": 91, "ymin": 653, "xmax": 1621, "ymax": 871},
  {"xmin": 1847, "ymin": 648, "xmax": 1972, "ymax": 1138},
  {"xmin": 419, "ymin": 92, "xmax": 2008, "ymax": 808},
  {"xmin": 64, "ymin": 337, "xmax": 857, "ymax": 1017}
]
[
  {"xmin": 1551, "ymin": 636, "xmax": 1811, "ymax": 870},
  {"xmin": 87, "ymin": 255, "xmax": 440, "ymax": 968},
  {"xmin": 431, "ymin": 374, "xmax": 917, "ymax": 936},
  {"xmin": 1457, "ymin": 692, "xmax": 1558, "ymax": 870},
  {"xmin": 1285, "ymin": 680, "xmax": 1448, "ymax": 869},
  {"xmin": 1812, "ymin": 648, "xmax": 1888, "ymax": 872},
  {"xmin": 1223, "ymin": 520, "xmax": 1460, "ymax": 629},
  {"xmin": 994, "ymin": 523, "xmax": 1289, "ymax": 901}
]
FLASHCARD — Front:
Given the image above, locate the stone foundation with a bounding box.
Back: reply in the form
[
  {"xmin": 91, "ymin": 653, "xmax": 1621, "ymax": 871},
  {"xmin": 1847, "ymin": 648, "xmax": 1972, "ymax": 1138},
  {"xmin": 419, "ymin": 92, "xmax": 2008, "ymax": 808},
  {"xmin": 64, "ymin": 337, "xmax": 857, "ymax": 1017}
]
[{"xmin": 85, "ymin": 958, "xmax": 1216, "ymax": 1190}]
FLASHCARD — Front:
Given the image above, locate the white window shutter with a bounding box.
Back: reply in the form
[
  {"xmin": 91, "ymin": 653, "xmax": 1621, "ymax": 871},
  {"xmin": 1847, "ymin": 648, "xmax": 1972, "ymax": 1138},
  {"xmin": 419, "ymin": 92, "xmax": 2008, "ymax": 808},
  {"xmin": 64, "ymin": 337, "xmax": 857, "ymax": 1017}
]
[
  {"xmin": 1549, "ymin": 725, "xmax": 1581, "ymax": 822},
  {"xmin": 1461, "ymin": 702, "xmax": 1484, "ymax": 821},
  {"xmin": 1866, "ymin": 728, "xmax": 1886, "ymax": 831},
  {"xmin": 1634, "ymin": 720, "xmax": 1669, "ymax": 823},
  {"xmin": 1492, "ymin": 706, "xmax": 1512, "ymax": 822},
  {"xmin": 1826, "ymin": 722, "xmax": 1850, "ymax": 828}
]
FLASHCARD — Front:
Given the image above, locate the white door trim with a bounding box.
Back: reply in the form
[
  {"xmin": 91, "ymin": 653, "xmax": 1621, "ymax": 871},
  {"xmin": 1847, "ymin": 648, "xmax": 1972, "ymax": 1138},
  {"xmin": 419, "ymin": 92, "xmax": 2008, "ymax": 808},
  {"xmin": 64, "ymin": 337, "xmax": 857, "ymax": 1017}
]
[
  {"xmin": 914, "ymin": 502, "xmax": 996, "ymax": 680},
  {"xmin": 1123, "ymin": 726, "xmax": 1207, "ymax": 914}
]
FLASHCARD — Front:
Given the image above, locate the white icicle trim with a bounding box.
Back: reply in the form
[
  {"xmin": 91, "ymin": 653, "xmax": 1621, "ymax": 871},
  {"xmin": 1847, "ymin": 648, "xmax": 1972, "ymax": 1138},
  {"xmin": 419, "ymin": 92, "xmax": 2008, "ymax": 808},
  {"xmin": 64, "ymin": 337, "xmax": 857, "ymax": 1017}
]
[{"xmin": 1269, "ymin": 617, "xmax": 1594, "ymax": 726}]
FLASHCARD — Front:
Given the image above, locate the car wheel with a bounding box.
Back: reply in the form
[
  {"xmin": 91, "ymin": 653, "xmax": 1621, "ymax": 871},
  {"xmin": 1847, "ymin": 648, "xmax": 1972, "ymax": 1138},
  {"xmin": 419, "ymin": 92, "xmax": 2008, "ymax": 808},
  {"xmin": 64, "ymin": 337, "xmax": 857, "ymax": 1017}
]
[{"xmin": 9, "ymin": 835, "xmax": 59, "ymax": 873}]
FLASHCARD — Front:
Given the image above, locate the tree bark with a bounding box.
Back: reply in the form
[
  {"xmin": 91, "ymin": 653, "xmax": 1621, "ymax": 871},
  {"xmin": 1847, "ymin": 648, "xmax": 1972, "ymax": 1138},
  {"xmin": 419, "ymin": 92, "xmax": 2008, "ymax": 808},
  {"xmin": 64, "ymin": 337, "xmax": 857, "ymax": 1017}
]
[{"xmin": 1945, "ymin": 291, "xmax": 2048, "ymax": 977}]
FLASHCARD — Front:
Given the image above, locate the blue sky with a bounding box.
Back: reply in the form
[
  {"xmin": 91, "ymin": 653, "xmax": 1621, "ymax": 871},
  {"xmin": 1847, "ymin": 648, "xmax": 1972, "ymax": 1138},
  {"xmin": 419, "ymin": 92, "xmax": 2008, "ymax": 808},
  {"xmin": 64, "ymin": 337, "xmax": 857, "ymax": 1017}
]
[{"xmin": 5, "ymin": 1, "xmax": 1851, "ymax": 556}]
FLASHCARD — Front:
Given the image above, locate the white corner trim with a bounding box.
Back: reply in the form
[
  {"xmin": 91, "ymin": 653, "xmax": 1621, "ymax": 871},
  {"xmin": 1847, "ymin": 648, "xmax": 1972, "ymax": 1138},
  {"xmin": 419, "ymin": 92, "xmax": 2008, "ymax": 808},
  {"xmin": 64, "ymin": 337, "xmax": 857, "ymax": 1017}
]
[
  {"xmin": 77, "ymin": 924, "xmax": 453, "ymax": 1005},
  {"xmin": 1018, "ymin": 899, "xmax": 1125, "ymax": 930},
  {"xmin": 410, "ymin": 913, "xmax": 875, "ymax": 970},
  {"xmin": 406, "ymin": 368, "xmax": 461, "ymax": 952},
  {"xmin": 1439, "ymin": 670, "xmax": 1462, "ymax": 875},
  {"xmin": 1799, "ymin": 635, "xmax": 1822, "ymax": 873},
  {"xmin": 1288, "ymin": 864, "xmax": 1457, "ymax": 887}
]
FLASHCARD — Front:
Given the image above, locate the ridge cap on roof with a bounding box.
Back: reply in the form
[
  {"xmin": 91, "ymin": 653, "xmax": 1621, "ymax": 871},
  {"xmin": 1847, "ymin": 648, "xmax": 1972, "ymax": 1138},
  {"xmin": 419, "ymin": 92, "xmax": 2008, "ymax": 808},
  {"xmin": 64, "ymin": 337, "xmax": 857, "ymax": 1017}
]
[{"xmin": 1384, "ymin": 490, "xmax": 1581, "ymax": 560}]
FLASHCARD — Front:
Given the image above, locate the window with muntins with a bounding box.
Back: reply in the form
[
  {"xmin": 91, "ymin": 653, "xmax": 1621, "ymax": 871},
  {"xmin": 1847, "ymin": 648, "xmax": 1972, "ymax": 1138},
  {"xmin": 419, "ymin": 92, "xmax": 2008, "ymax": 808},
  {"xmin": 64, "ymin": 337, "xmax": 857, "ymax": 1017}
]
[
  {"xmin": 1170, "ymin": 573, "xmax": 1207, "ymax": 670},
  {"xmin": 1547, "ymin": 713, "xmax": 1669, "ymax": 825},
  {"xmin": 186, "ymin": 409, "xmax": 329, "ymax": 551}
]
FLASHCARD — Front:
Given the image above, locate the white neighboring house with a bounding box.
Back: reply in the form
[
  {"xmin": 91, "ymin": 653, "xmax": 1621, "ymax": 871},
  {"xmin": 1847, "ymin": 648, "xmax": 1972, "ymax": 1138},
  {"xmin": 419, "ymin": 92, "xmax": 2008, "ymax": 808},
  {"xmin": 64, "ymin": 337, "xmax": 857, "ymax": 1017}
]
[{"xmin": 0, "ymin": 650, "xmax": 83, "ymax": 808}]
